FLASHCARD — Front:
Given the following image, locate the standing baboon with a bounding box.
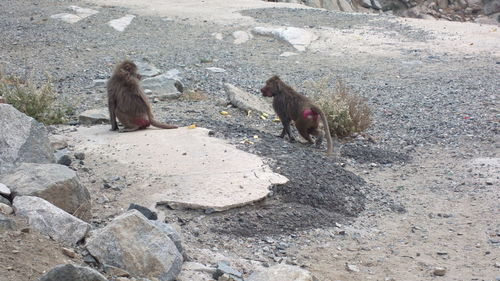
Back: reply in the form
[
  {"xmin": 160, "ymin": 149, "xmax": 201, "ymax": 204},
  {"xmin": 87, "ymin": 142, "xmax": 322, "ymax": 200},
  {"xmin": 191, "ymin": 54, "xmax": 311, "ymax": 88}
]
[
  {"xmin": 107, "ymin": 60, "xmax": 178, "ymax": 132},
  {"xmin": 261, "ymin": 75, "xmax": 333, "ymax": 155}
]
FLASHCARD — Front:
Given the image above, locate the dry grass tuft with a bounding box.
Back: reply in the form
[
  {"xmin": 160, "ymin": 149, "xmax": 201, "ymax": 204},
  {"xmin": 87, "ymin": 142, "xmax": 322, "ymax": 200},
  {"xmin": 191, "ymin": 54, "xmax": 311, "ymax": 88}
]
[
  {"xmin": 306, "ymin": 77, "xmax": 372, "ymax": 139},
  {"xmin": 0, "ymin": 72, "xmax": 69, "ymax": 125}
]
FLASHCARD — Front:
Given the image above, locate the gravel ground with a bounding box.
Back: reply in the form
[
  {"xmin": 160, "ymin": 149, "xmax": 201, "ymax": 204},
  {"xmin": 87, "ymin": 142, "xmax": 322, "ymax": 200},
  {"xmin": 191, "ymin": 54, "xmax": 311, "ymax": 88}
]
[{"xmin": 0, "ymin": 0, "xmax": 499, "ymax": 280}]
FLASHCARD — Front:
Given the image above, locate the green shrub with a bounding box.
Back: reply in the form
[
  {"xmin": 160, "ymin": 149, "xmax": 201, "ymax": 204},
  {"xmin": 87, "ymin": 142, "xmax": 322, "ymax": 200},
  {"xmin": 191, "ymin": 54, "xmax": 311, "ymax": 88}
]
[
  {"xmin": 0, "ymin": 73, "xmax": 69, "ymax": 125},
  {"xmin": 306, "ymin": 77, "xmax": 372, "ymax": 139}
]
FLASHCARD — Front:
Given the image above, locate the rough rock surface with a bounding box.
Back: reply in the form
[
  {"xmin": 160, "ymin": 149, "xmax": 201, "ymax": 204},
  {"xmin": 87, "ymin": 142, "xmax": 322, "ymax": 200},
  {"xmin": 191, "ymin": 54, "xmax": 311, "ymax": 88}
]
[
  {"xmin": 0, "ymin": 104, "xmax": 55, "ymax": 175},
  {"xmin": 1, "ymin": 163, "xmax": 91, "ymax": 220},
  {"xmin": 252, "ymin": 26, "xmax": 318, "ymax": 51},
  {"xmin": 39, "ymin": 264, "xmax": 108, "ymax": 281},
  {"xmin": 141, "ymin": 73, "xmax": 182, "ymax": 99},
  {"xmin": 86, "ymin": 210, "xmax": 183, "ymax": 281},
  {"xmin": 13, "ymin": 196, "xmax": 90, "ymax": 245}
]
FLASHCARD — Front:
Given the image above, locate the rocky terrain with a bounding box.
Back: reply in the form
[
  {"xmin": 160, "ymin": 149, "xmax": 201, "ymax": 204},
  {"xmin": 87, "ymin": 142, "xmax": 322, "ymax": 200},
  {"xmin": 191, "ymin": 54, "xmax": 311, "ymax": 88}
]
[{"xmin": 0, "ymin": 0, "xmax": 499, "ymax": 281}]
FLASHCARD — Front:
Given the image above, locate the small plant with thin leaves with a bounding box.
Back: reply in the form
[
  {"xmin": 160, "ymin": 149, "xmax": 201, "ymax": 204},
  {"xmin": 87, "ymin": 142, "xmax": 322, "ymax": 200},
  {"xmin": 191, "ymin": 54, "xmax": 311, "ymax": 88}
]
[
  {"xmin": 0, "ymin": 72, "xmax": 69, "ymax": 125},
  {"xmin": 305, "ymin": 77, "xmax": 372, "ymax": 139}
]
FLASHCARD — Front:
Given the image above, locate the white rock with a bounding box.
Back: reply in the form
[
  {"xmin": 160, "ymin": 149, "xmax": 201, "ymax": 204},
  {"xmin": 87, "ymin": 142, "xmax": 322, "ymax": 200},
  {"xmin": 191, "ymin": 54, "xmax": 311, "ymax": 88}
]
[
  {"xmin": 253, "ymin": 26, "xmax": 318, "ymax": 52},
  {"xmin": 68, "ymin": 6, "xmax": 99, "ymax": 18},
  {"xmin": 346, "ymin": 263, "xmax": 360, "ymax": 272},
  {"xmin": 232, "ymin": 30, "xmax": 253, "ymax": 44},
  {"xmin": 247, "ymin": 264, "xmax": 316, "ymax": 281},
  {"xmin": 0, "ymin": 183, "xmax": 11, "ymax": 196},
  {"xmin": 206, "ymin": 67, "xmax": 226, "ymax": 73},
  {"xmin": 212, "ymin": 32, "xmax": 224, "ymax": 40},
  {"xmin": 50, "ymin": 13, "xmax": 83, "ymax": 24},
  {"xmin": 280, "ymin": 52, "xmax": 298, "ymax": 57},
  {"xmin": 108, "ymin": 15, "xmax": 136, "ymax": 32},
  {"xmin": 13, "ymin": 196, "xmax": 90, "ymax": 245},
  {"xmin": 0, "ymin": 203, "xmax": 13, "ymax": 215},
  {"xmin": 49, "ymin": 135, "xmax": 68, "ymax": 151},
  {"xmin": 50, "ymin": 6, "xmax": 98, "ymax": 24}
]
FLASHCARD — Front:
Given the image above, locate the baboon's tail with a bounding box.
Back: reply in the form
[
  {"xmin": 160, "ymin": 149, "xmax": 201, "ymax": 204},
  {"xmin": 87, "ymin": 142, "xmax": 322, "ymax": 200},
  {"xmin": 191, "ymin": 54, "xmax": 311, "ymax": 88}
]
[{"xmin": 311, "ymin": 105, "xmax": 333, "ymax": 155}]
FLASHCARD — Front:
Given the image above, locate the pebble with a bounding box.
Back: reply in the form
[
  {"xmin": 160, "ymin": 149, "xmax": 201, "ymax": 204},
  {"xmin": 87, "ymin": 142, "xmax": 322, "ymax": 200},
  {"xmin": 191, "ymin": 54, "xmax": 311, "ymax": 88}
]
[
  {"xmin": 433, "ymin": 267, "xmax": 446, "ymax": 276},
  {"xmin": 346, "ymin": 263, "xmax": 360, "ymax": 272},
  {"xmin": 62, "ymin": 247, "xmax": 77, "ymax": 258}
]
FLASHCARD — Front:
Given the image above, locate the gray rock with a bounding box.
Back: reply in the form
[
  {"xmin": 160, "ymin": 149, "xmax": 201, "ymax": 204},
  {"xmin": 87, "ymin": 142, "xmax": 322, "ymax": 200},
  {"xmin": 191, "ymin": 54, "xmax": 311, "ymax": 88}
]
[
  {"xmin": 0, "ymin": 183, "xmax": 10, "ymax": 196},
  {"xmin": 0, "ymin": 104, "xmax": 55, "ymax": 175},
  {"xmin": 225, "ymin": 84, "xmax": 273, "ymax": 115},
  {"xmin": 150, "ymin": 220, "xmax": 184, "ymax": 256},
  {"xmin": 361, "ymin": 0, "xmax": 372, "ymax": 8},
  {"xmin": 39, "ymin": 264, "xmax": 108, "ymax": 281},
  {"xmin": 141, "ymin": 74, "xmax": 181, "ymax": 98},
  {"xmin": 79, "ymin": 108, "xmax": 110, "ymax": 125},
  {"xmin": 136, "ymin": 61, "xmax": 162, "ymax": 78},
  {"xmin": 232, "ymin": 30, "xmax": 253, "ymax": 44},
  {"xmin": 1, "ymin": 163, "xmax": 91, "ymax": 220},
  {"xmin": 371, "ymin": 0, "xmax": 382, "ymax": 9},
  {"xmin": 55, "ymin": 149, "xmax": 72, "ymax": 166},
  {"xmin": 0, "ymin": 195, "xmax": 10, "ymax": 205},
  {"xmin": 86, "ymin": 210, "xmax": 183, "ymax": 281},
  {"xmin": 213, "ymin": 262, "xmax": 242, "ymax": 280},
  {"xmin": 0, "ymin": 213, "xmax": 16, "ymax": 230},
  {"xmin": 0, "ymin": 203, "xmax": 13, "ymax": 215},
  {"xmin": 93, "ymin": 79, "xmax": 108, "ymax": 88},
  {"xmin": 13, "ymin": 196, "xmax": 90, "ymax": 245},
  {"xmin": 75, "ymin": 152, "xmax": 86, "ymax": 160},
  {"xmin": 338, "ymin": 0, "xmax": 354, "ymax": 12},
  {"xmin": 128, "ymin": 203, "xmax": 158, "ymax": 220},
  {"xmin": 247, "ymin": 264, "xmax": 317, "ymax": 281}
]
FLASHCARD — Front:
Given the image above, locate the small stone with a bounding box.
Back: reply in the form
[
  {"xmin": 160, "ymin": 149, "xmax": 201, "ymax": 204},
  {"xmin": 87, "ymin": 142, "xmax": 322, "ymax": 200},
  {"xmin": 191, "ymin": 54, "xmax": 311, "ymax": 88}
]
[
  {"xmin": 57, "ymin": 154, "xmax": 72, "ymax": 166},
  {"xmin": 433, "ymin": 267, "xmax": 446, "ymax": 276},
  {"xmin": 485, "ymin": 179, "xmax": 494, "ymax": 185},
  {"xmin": 0, "ymin": 183, "xmax": 11, "ymax": 196},
  {"xmin": 128, "ymin": 203, "xmax": 158, "ymax": 220},
  {"xmin": 74, "ymin": 152, "xmax": 86, "ymax": 160},
  {"xmin": 62, "ymin": 247, "xmax": 77, "ymax": 258},
  {"xmin": 206, "ymin": 67, "xmax": 226, "ymax": 73},
  {"xmin": 0, "ymin": 203, "xmax": 14, "ymax": 215},
  {"xmin": 346, "ymin": 263, "xmax": 360, "ymax": 272},
  {"xmin": 494, "ymin": 262, "xmax": 500, "ymax": 268}
]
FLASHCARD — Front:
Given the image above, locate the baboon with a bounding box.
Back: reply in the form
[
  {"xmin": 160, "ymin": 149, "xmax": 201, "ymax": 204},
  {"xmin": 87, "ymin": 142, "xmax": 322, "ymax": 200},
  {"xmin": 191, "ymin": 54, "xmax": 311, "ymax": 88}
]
[
  {"xmin": 261, "ymin": 75, "xmax": 333, "ymax": 155},
  {"xmin": 107, "ymin": 60, "xmax": 178, "ymax": 132}
]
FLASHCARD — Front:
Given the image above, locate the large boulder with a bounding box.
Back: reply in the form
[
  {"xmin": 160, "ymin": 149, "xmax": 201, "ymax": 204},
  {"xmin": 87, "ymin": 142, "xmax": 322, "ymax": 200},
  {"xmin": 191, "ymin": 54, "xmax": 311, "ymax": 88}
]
[
  {"xmin": 13, "ymin": 196, "xmax": 90, "ymax": 245},
  {"xmin": 0, "ymin": 104, "xmax": 55, "ymax": 175},
  {"xmin": 225, "ymin": 84, "xmax": 273, "ymax": 115},
  {"xmin": 39, "ymin": 264, "xmax": 108, "ymax": 281},
  {"xmin": 1, "ymin": 163, "xmax": 91, "ymax": 220},
  {"xmin": 252, "ymin": 27, "xmax": 318, "ymax": 52},
  {"xmin": 86, "ymin": 210, "xmax": 183, "ymax": 281},
  {"xmin": 247, "ymin": 264, "xmax": 318, "ymax": 281}
]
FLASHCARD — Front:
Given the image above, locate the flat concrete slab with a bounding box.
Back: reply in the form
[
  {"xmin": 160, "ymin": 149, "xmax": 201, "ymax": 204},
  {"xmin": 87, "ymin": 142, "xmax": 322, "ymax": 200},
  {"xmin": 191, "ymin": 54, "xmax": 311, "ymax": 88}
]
[{"xmin": 69, "ymin": 126, "xmax": 287, "ymax": 211}]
